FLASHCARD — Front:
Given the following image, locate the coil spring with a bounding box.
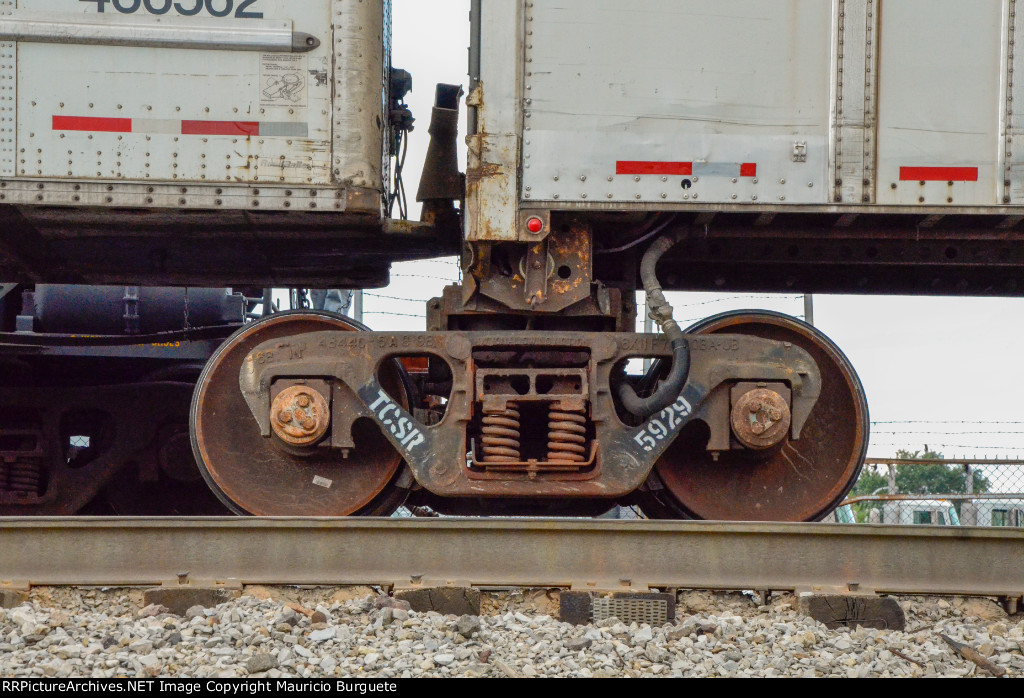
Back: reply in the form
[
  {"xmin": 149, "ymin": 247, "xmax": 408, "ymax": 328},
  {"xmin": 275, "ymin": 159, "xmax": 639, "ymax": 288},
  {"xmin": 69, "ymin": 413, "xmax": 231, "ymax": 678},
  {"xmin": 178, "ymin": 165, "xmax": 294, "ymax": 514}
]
[
  {"xmin": 480, "ymin": 404, "xmax": 522, "ymax": 463},
  {"xmin": 7, "ymin": 460, "xmax": 42, "ymax": 495},
  {"xmin": 547, "ymin": 407, "xmax": 589, "ymax": 464}
]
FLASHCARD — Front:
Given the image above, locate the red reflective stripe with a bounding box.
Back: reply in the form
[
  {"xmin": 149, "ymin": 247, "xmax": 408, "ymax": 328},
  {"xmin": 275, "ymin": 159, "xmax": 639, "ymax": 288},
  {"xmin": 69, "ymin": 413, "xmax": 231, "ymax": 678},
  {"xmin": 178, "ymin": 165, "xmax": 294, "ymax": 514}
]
[
  {"xmin": 52, "ymin": 116, "xmax": 132, "ymax": 133},
  {"xmin": 900, "ymin": 167, "xmax": 978, "ymax": 182},
  {"xmin": 617, "ymin": 161, "xmax": 693, "ymax": 176},
  {"xmin": 740, "ymin": 163, "xmax": 758, "ymax": 178},
  {"xmin": 181, "ymin": 121, "xmax": 260, "ymax": 136}
]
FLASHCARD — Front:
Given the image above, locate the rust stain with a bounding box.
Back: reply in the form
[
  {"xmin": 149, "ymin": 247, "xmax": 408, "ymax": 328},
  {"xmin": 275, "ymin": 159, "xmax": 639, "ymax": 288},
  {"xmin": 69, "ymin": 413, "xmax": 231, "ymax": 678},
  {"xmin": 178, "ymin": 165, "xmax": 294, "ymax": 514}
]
[{"xmin": 466, "ymin": 162, "xmax": 504, "ymax": 184}]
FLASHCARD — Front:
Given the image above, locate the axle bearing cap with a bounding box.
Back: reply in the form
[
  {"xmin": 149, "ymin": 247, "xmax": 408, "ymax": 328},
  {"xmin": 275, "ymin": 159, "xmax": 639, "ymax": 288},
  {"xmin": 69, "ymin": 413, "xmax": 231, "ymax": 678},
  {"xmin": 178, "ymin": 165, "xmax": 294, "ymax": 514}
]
[
  {"xmin": 731, "ymin": 388, "xmax": 792, "ymax": 451},
  {"xmin": 271, "ymin": 386, "xmax": 331, "ymax": 447}
]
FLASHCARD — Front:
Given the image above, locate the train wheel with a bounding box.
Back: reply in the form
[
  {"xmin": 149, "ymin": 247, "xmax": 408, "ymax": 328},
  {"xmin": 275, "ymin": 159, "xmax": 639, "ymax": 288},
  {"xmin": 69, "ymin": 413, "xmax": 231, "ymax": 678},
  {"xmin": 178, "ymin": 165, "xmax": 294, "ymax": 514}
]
[
  {"xmin": 638, "ymin": 311, "xmax": 869, "ymax": 522},
  {"xmin": 190, "ymin": 311, "xmax": 410, "ymax": 517}
]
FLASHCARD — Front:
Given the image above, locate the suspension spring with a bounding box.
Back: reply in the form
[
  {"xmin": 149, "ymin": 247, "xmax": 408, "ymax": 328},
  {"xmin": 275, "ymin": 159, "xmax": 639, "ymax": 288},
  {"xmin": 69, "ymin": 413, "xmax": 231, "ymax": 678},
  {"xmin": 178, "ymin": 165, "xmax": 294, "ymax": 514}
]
[
  {"xmin": 480, "ymin": 404, "xmax": 522, "ymax": 463},
  {"xmin": 547, "ymin": 406, "xmax": 589, "ymax": 464},
  {"xmin": 7, "ymin": 459, "xmax": 42, "ymax": 495}
]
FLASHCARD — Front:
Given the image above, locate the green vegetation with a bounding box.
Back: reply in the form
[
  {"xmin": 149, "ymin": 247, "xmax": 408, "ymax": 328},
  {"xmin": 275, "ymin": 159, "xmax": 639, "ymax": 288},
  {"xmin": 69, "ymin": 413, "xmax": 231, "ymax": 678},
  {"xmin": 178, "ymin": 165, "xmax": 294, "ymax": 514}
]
[{"xmin": 848, "ymin": 449, "xmax": 991, "ymax": 522}]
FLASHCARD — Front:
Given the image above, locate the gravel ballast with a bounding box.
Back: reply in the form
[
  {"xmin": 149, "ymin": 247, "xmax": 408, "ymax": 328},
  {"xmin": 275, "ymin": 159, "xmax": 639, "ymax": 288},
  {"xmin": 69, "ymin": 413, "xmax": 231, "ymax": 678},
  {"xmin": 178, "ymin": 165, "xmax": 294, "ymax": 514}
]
[{"xmin": 0, "ymin": 588, "xmax": 1019, "ymax": 678}]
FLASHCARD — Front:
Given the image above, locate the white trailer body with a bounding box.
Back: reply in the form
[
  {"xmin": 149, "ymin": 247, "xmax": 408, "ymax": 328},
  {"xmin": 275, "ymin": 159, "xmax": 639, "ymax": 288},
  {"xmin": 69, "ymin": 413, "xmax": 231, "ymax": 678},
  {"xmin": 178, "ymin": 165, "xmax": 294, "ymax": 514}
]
[
  {"xmin": 882, "ymin": 500, "xmax": 960, "ymax": 527},
  {"xmin": 468, "ymin": 0, "xmax": 1024, "ymax": 241},
  {"xmin": 0, "ymin": 0, "xmax": 389, "ymax": 212},
  {"xmin": 965, "ymin": 499, "xmax": 1024, "ymax": 527}
]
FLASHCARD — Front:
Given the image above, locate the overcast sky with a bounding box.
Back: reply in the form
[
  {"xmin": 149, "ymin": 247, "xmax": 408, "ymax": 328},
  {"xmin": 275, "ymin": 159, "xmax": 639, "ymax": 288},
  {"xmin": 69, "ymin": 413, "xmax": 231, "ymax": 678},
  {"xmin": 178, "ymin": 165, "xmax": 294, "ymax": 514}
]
[{"xmin": 365, "ymin": 0, "xmax": 1024, "ymax": 462}]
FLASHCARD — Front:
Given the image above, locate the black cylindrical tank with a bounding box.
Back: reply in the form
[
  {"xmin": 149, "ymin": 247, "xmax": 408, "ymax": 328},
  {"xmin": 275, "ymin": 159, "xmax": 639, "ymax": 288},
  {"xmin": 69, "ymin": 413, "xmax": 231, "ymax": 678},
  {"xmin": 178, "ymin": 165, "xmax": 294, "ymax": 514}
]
[{"xmin": 33, "ymin": 286, "xmax": 243, "ymax": 335}]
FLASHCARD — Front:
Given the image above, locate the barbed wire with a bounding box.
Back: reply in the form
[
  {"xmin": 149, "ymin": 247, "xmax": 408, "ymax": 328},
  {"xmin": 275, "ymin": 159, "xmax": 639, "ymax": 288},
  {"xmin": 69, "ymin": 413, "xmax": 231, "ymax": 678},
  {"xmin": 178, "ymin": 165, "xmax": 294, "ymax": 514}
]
[
  {"xmin": 668, "ymin": 294, "xmax": 805, "ymax": 309},
  {"xmin": 675, "ymin": 314, "xmax": 806, "ymax": 325},
  {"xmin": 872, "ymin": 420, "xmax": 1024, "ymax": 425},
  {"xmin": 365, "ymin": 293, "xmax": 429, "ymax": 303},
  {"xmin": 872, "ymin": 430, "xmax": 1024, "ymax": 436},
  {"xmin": 392, "ymin": 274, "xmax": 460, "ymax": 282},
  {"xmin": 364, "ymin": 311, "xmax": 425, "ymax": 319},
  {"xmin": 869, "ymin": 442, "xmax": 1024, "ymax": 451}
]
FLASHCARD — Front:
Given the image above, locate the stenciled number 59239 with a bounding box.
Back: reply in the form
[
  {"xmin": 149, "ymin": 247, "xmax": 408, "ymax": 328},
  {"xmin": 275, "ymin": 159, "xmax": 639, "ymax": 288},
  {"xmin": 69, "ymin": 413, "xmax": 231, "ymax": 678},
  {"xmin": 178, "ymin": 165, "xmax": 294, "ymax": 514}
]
[{"xmin": 80, "ymin": 0, "xmax": 263, "ymax": 18}]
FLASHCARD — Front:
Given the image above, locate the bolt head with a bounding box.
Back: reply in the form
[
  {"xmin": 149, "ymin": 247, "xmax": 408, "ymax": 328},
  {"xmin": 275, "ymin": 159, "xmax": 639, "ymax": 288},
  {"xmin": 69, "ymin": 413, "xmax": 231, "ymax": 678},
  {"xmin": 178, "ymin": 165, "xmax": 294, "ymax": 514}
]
[{"xmin": 270, "ymin": 386, "xmax": 331, "ymax": 447}]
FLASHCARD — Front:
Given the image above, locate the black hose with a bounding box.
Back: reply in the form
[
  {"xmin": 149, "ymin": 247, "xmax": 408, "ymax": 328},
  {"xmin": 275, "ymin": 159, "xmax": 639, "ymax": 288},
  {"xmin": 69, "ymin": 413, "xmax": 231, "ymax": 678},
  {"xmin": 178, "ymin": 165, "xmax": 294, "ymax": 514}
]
[
  {"xmin": 617, "ymin": 234, "xmax": 691, "ymax": 419},
  {"xmin": 595, "ymin": 214, "xmax": 676, "ymax": 255}
]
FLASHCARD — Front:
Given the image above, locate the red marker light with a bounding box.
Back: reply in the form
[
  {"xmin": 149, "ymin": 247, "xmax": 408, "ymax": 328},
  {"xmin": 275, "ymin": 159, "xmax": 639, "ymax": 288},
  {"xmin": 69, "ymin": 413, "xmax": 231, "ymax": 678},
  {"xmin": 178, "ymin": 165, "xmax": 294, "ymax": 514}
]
[{"xmin": 527, "ymin": 217, "xmax": 544, "ymax": 234}]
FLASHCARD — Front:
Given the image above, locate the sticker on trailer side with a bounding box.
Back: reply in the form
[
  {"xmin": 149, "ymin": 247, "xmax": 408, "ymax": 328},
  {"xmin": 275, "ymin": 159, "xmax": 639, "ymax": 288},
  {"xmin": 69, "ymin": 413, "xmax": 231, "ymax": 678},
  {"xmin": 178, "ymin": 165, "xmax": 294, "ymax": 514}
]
[{"xmin": 260, "ymin": 54, "xmax": 308, "ymax": 108}]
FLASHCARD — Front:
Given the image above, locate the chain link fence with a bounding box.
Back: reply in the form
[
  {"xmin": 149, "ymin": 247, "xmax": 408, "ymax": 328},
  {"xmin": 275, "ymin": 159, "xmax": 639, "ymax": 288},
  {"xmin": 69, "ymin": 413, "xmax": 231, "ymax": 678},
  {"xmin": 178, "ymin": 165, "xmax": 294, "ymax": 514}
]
[{"xmin": 834, "ymin": 458, "xmax": 1024, "ymax": 527}]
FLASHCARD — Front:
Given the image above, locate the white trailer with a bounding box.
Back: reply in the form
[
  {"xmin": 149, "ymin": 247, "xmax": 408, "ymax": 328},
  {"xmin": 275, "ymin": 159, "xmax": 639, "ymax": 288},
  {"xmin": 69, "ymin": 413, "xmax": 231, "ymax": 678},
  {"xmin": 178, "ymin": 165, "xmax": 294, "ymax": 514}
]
[
  {"xmin": 0, "ymin": 0, "xmax": 463, "ymax": 286},
  {"xmin": 961, "ymin": 498, "xmax": 1024, "ymax": 527},
  {"xmin": 882, "ymin": 499, "xmax": 961, "ymax": 527},
  {"xmin": 0, "ymin": 0, "xmax": 391, "ymax": 209},
  {"xmin": 468, "ymin": 0, "xmax": 1024, "ymax": 244}
]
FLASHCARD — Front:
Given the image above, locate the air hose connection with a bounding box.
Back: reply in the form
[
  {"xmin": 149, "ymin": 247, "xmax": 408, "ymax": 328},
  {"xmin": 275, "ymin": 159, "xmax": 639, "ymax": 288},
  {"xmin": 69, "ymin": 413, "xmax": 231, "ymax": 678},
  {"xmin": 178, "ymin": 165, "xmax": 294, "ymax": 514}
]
[{"xmin": 618, "ymin": 234, "xmax": 691, "ymax": 419}]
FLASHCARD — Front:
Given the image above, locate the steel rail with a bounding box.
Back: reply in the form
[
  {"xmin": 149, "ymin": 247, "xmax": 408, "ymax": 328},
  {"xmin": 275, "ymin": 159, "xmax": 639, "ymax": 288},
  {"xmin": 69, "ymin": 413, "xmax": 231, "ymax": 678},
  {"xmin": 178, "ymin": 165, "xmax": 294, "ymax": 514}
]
[{"xmin": 1, "ymin": 519, "xmax": 1023, "ymax": 598}]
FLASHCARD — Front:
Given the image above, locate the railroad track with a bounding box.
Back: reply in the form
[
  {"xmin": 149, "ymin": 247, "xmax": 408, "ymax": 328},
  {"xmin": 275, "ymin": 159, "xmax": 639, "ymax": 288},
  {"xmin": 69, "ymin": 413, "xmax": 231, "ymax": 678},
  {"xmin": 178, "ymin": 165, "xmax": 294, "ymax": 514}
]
[{"xmin": 1, "ymin": 519, "xmax": 1022, "ymax": 604}]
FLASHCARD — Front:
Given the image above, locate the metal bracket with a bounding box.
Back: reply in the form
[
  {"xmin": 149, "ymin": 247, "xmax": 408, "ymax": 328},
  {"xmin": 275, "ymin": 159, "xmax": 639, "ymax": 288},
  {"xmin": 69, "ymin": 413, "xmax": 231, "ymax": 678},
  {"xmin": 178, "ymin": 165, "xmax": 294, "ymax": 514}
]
[
  {"xmin": 239, "ymin": 331, "xmax": 821, "ymax": 499},
  {"xmin": 0, "ymin": 13, "xmax": 320, "ymax": 53},
  {"xmin": 524, "ymin": 240, "xmax": 549, "ymax": 308}
]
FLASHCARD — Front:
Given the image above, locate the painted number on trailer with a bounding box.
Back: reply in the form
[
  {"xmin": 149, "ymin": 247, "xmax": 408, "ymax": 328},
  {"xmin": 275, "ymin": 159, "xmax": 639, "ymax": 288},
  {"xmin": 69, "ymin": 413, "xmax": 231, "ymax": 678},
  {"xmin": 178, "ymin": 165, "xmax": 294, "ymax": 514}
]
[
  {"xmin": 368, "ymin": 390, "xmax": 426, "ymax": 453},
  {"xmin": 79, "ymin": 0, "xmax": 263, "ymax": 18},
  {"xmin": 633, "ymin": 397, "xmax": 693, "ymax": 453}
]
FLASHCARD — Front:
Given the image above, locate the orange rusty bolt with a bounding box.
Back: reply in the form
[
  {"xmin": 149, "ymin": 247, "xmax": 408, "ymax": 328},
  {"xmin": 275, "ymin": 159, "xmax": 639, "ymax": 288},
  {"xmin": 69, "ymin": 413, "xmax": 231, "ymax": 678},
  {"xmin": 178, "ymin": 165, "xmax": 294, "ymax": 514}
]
[
  {"xmin": 731, "ymin": 388, "xmax": 792, "ymax": 451},
  {"xmin": 270, "ymin": 386, "xmax": 331, "ymax": 447}
]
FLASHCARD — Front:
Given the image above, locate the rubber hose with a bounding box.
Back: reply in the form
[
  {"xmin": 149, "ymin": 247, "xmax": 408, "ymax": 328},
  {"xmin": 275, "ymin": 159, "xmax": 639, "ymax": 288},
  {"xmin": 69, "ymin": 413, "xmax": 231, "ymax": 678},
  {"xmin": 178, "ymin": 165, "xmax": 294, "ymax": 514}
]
[{"xmin": 617, "ymin": 235, "xmax": 691, "ymax": 419}]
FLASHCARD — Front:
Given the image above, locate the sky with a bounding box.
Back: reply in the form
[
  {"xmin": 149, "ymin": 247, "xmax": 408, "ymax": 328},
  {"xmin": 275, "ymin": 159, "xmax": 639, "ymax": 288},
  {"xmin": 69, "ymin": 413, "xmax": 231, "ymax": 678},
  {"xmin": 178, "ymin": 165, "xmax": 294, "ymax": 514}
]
[{"xmin": 360, "ymin": 0, "xmax": 1024, "ymax": 462}]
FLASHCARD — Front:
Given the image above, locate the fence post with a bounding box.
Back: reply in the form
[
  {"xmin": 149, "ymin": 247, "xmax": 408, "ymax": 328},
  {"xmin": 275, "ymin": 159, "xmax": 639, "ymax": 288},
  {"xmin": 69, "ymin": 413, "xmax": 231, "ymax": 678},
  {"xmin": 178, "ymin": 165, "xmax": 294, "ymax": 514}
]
[
  {"xmin": 883, "ymin": 463, "xmax": 899, "ymax": 524},
  {"xmin": 960, "ymin": 464, "xmax": 978, "ymax": 526}
]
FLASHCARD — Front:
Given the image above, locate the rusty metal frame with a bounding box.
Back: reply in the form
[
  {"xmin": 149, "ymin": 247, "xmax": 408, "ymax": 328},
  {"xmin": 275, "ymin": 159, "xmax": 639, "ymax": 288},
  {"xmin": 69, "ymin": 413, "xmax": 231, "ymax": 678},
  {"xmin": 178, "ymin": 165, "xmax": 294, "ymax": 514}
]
[
  {"xmin": 0, "ymin": 383, "xmax": 195, "ymax": 515},
  {"xmin": 0, "ymin": 518, "xmax": 1022, "ymax": 599},
  {"xmin": 238, "ymin": 330, "xmax": 821, "ymax": 499}
]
